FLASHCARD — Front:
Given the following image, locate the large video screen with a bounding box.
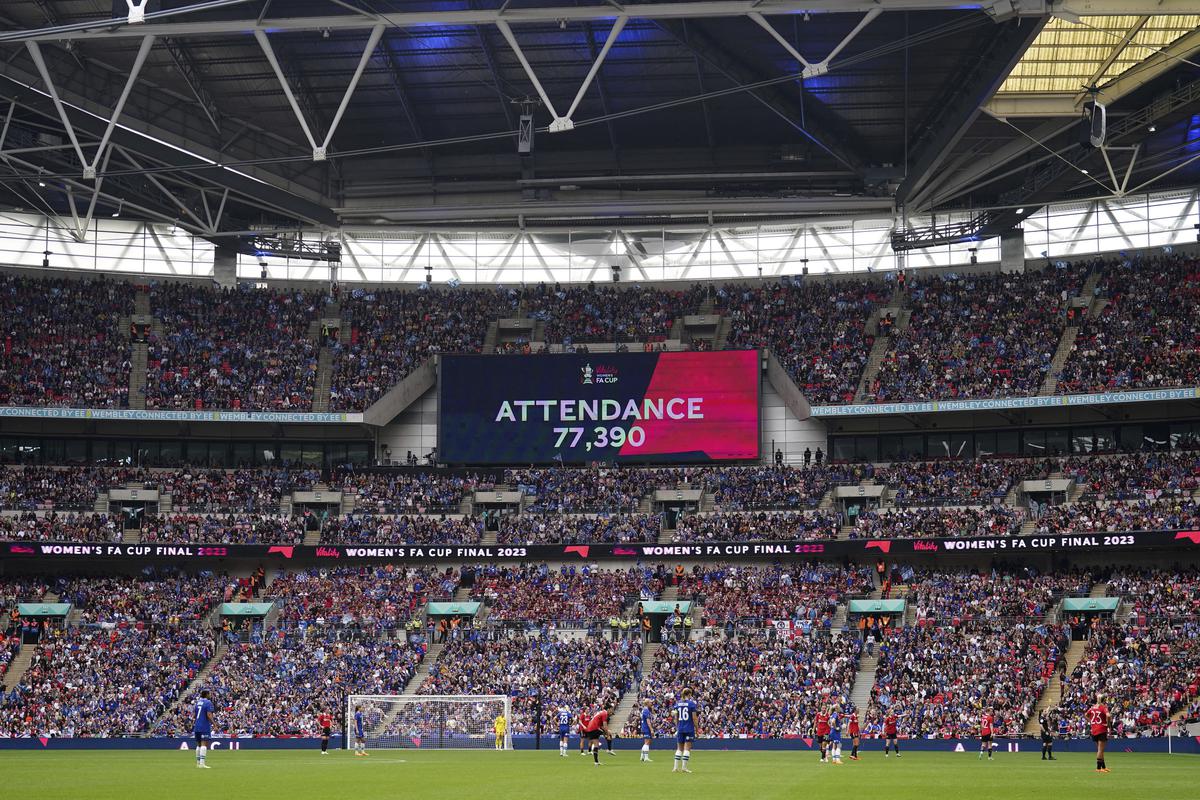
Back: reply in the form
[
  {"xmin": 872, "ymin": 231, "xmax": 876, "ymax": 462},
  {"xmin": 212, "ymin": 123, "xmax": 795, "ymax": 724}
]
[{"xmin": 438, "ymin": 351, "xmax": 760, "ymax": 464}]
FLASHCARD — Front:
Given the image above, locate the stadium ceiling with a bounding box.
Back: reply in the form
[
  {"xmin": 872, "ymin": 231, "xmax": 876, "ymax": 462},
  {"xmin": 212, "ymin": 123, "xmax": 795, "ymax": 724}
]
[{"xmin": 0, "ymin": 0, "xmax": 1196, "ymax": 243}]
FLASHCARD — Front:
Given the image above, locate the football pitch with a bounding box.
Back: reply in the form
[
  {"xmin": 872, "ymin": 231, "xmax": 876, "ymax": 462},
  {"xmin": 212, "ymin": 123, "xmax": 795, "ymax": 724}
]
[{"xmin": 3, "ymin": 748, "xmax": 1196, "ymax": 800}]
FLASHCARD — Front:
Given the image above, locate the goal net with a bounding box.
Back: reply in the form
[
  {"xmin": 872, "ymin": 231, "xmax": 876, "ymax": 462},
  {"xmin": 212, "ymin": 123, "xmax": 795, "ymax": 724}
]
[{"xmin": 346, "ymin": 694, "xmax": 512, "ymax": 750}]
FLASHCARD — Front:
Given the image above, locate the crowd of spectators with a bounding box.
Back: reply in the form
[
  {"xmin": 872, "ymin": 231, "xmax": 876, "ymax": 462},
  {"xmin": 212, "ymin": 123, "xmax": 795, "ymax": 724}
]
[
  {"xmin": 0, "ymin": 274, "xmax": 133, "ymax": 409},
  {"xmin": 902, "ymin": 569, "xmax": 1092, "ymax": 626},
  {"xmin": 702, "ymin": 465, "xmax": 853, "ymax": 510},
  {"xmin": 851, "ymin": 506, "xmax": 1025, "ymax": 539},
  {"xmin": 632, "ymin": 632, "xmax": 863, "ymax": 737},
  {"xmin": 468, "ymin": 563, "xmax": 660, "ymax": 622},
  {"xmin": 6, "ymin": 256, "xmax": 1200, "ymax": 414},
  {"xmin": 719, "ymin": 280, "xmax": 883, "ymax": 404},
  {"xmin": 138, "ymin": 513, "xmax": 306, "ymax": 545},
  {"xmin": 876, "ymin": 459, "xmax": 1030, "ymax": 506},
  {"xmin": 677, "ymin": 563, "xmax": 872, "ymax": 625},
  {"xmin": 1105, "ymin": 569, "xmax": 1200, "ymax": 622},
  {"xmin": 524, "ymin": 284, "xmax": 697, "ymax": 345},
  {"xmin": 330, "ymin": 287, "xmax": 513, "ymax": 411},
  {"xmin": 0, "ymin": 466, "xmax": 130, "ymax": 510},
  {"xmin": 145, "ymin": 284, "xmax": 325, "ymax": 411},
  {"xmin": 1031, "ymin": 499, "xmax": 1200, "ymax": 534},
  {"xmin": 866, "ymin": 268, "xmax": 1079, "ymax": 402},
  {"xmin": 498, "ymin": 513, "xmax": 661, "ymax": 545},
  {"xmin": 673, "ymin": 511, "xmax": 841, "ymax": 543},
  {"xmin": 1062, "ymin": 451, "xmax": 1200, "ymax": 501},
  {"xmin": 418, "ymin": 633, "xmax": 641, "ymax": 734},
  {"xmin": 179, "ymin": 630, "xmax": 421, "ymax": 736},
  {"xmin": 1, "ymin": 577, "xmax": 48, "ymax": 626},
  {"xmin": 1055, "ymin": 254, "xmax": 1200, "ymax": 394},
  {"xmin": 0, "ymin": 633, "xmax": 18, "ymax": 684},
  {"xmin": 1057, "ymin": 618, "xmax": 1200, "ymax": 737},
  {"xmin": 338, "ymin": 471, "xmax": 478, "ymax": 514},
  {"xmin": 319, "ymin": 514, "xmax": 483, "ymax": 546},
  {"xmin": 54, "ymin": 570, "xmax": 228, "ymax": 626},
  {"xmin": 266, "ymin": 566, "xmax": 457, "ymax": 635},
  {"xmin": 155, "ymin": 468, "xmax": 315, "ymax": 513},
  {"xmin": 865, "ymin": 619, "xmax": 1068, "ymax": 738},
  {"xmin": 509, "ymin": 468, "xmax": 659, "ymax": 513},
  {"xmin": 0, "ymin": 512, "xmax": 118, "ymax": 543},
  {"xmin": 0, "ymin": 624, "xmax": 213, "ymax": 737}
]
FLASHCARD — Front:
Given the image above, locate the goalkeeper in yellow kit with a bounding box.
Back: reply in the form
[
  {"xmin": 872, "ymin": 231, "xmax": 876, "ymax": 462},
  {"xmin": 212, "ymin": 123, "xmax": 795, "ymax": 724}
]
[{"xmin": 493, "ymin": 713, "xmax": 507, "ymax": 750}]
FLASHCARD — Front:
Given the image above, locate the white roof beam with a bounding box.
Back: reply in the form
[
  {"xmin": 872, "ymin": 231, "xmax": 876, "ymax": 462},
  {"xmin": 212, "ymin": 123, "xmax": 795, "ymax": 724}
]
[{"xmin": 12, "ymin": 1, "xmax": 1200, "ymax": 45}]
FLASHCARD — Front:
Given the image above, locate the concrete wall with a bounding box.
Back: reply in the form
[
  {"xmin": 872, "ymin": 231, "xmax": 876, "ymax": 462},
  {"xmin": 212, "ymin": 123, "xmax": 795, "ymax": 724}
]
[
  {"xmin": 760, "ymin": 380, "xmax": 827, "ymax": 465},
  {"xmin": 376, "ymin": 385, "xmax": 438, "ymax": 464}
]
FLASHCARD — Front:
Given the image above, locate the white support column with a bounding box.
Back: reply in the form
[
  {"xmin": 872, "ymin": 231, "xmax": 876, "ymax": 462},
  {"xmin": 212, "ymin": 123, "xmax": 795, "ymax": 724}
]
[
  {"xmin": 254, "ymin": 29, "xmax": 322, "ymax": 157},
  {"xmin": 747, "ymin": 12, "xmax": 812, "ymax": 70},
  {"xmin": 821, "ymin": 8, "xmax": 880, "ymax": 65},
  {"xmin": 1119, "ymin": 144, "xmax": 1139, "ymax": 195},
  {"xmin": 1129, "ymin": 151, "xmax": 1200, "ymax": 196},
  {"xmin": 321, "ymin": 23, "xmax": 386, "ymax": 156},
  {"xmin": 77, "ymin": 145, "xmax": 115, "ymax": 241},
  {"xmin": 749, "ymin": 8, "xmax": 879, "ymax": 77},
  {"xmin": 24, "ymin": 41, "xmax": 90, "ymax": 171},
  {"xmin": 87, "ymin": 34, "xmax": 156, "ymax": 179},
  {"xmin": 256, "ymin": 25, "xmax": 384, "ymax": 160},
  {"xmin": 558, "ymin": 16, "xmax": 628, "ymax": 130},
  {"xmin": 497, "ymin": 16, "xmax": 631, "ymax": 133},
  {"xmin": 200, "ymin": 188, "xmax": 231, "ymax": 233},
  {"xmin": 495, "ymin": 20, "xmax": 563, "ymax": 123}
]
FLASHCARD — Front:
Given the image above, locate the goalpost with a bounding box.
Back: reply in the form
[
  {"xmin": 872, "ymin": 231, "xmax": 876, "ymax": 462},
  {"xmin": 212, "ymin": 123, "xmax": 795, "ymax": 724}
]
[{"xmin": 346, "ymin": 694, "xmax": 512, "ymax": 750}]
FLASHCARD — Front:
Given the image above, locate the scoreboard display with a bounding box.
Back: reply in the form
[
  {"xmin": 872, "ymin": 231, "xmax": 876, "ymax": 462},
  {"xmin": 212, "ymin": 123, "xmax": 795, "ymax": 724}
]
[{"xmin": 438, "ymin": 350, "xmax": 760, "ymax": 464}]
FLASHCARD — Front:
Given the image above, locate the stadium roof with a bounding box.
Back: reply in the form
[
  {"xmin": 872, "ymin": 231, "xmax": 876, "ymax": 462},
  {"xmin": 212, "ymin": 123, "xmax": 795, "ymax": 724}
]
[{"xmin": 0, "ymin": 0, "xmax": 1196, "ymax": 244}]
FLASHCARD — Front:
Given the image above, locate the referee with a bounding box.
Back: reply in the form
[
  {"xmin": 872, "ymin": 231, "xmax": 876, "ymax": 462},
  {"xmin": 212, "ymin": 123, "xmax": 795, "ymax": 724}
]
[{"xmin": 1039, "ymin": 709, "xmax": 1056, "ymax": 761}]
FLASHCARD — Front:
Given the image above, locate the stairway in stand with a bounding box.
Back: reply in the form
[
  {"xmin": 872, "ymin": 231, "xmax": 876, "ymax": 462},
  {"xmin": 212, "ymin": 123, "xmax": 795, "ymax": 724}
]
[
  {"xmin": 401, "ymin": 642, "xmax": 444, "ymax": 696},
  {"xmin": 610, "ymin": 640, "xmax": 653, "ymax": 732},
  {"xmin": 848, "ymin": 654, "xmax": 879, "ymax": 723},
  {"xmin": 129, "ymin": 341, "xmax": 148, "ymax": 410},
  {"xmin": 1023, "ymin": 639, "xmax": 1087, "ymax": 733},
  {"xmin": 1, "ymin": 646, "xmax": 36, "ymax": 692},
  {"xmin": 853, "ymin": 335, "xmax": 892, "ymax": 402},
  {"xmin": 128, "ymin": 287, "xmax": 152, "ymax": 409},
  {"xmin": 153, "ymin": 640, "xmax": 230, "ymax": 734}
]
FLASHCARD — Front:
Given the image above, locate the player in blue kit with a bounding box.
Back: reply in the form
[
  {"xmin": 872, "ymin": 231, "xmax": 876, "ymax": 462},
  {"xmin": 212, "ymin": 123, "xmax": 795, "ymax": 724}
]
[
  {"xmin": 672, "ymin": 688, "xmax": 697, "ymax": 773},
  {"xmin": 192, "ymin": 689, "xmax": 215, "ymax": 769},
  {"xmin": 557, "ymin": 706, "xmax": 572, "ymax": 757},
  {"xmin": 639, "ymin": 699, "xmax": 654, "ymax": 763},
  {"xmin": 353, "ymin": 705, "xmax": 369, "ymax": 757},
  {"xmin": 827, "ymin": 706, "xmax": 844, "ymax": 765}
]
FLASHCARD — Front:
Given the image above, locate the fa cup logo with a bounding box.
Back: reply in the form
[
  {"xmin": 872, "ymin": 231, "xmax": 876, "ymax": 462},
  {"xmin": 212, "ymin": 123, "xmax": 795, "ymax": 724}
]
[{"xmin": 581, "ymin": 363, "xmax": 594, "ymax": 384}]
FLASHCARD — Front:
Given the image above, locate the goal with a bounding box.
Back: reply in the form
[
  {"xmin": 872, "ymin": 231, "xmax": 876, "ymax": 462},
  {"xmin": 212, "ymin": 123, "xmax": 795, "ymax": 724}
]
[{"xmin": 346, "ymin": 694, "xmax": 512, "ymax": 750}]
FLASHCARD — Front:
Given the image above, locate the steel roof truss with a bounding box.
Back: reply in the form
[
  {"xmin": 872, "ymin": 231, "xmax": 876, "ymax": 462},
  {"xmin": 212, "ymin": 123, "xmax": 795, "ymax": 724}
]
[{"xmin": 254, "ymin": 23, "xmax": 385, "ymax": 161}]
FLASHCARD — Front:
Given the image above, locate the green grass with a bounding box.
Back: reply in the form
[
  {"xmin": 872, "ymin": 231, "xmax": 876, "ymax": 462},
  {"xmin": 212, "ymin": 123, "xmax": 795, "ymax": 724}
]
[{"xmin": 2, "ymin": 748, "xmax": 1194, "ymax": 800}]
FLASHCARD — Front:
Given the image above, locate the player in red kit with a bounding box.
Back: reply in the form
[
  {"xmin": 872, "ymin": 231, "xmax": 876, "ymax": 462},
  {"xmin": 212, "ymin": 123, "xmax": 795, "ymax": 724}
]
[
  {"xmin": 883, "ymin": 709, "xmax": 900, "ymax": 758},
  {"xmin": 978, "ymin": 708, "xmax": 995, "ymax": 761},
  {"xmin": 585, "ymin": 704, "xmax": 611, "ymax": 766},
  {"xmin": 848, "ymin": 711, "xmax": 861, "ymax": 760},
  {"xmin": 1087, "ymin": 696, "xmax": 1110, "ymax": 773},
  {"xmin": 317, "ymin": 710, "xmax": 333, "ymax": 755},
  {"xmin": 814, "ymin": 709, "xmax": 831, "ymax": 763},
  {"xmin": 578, "ymin": 708, "xmax": 591, "ymax": 755}
]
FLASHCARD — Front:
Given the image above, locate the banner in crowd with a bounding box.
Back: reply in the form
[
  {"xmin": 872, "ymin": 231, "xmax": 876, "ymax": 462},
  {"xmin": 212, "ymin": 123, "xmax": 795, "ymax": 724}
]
[
  {"xmin": 438, "ymin": 351, "xmax": 761, "ymax": 464},
  {"xmin": 811, "ymin": 387, "xmax": 1200, "ymax": 417},
  {"xmin": 4, "ymin": 529, "xmax": 1198, "ymax": 563}
]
